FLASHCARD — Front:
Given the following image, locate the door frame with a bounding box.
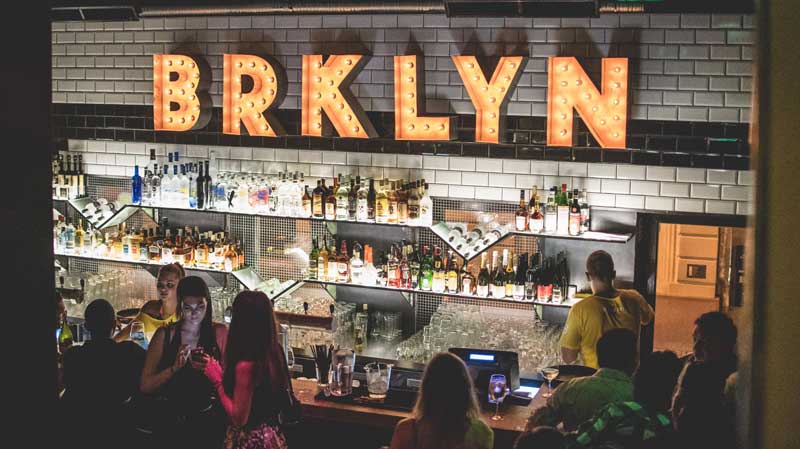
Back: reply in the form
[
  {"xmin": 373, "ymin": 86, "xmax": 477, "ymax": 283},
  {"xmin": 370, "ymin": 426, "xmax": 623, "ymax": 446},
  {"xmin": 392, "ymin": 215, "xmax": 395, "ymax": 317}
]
[{"xmin": 634, "ymin": 212, "xmax": 747, "ymax": 355}]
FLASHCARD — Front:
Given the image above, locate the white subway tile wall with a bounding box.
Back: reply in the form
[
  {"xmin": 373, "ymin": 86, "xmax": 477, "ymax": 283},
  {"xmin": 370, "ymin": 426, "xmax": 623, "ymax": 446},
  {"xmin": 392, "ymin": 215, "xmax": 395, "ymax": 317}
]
[
  {"xmin": 68, "ymin": 139, "xmax": 753, "ymax": 215},
  {"xmin": 52, "ymin": 14, "xmax": 752, "ymax": 122}
]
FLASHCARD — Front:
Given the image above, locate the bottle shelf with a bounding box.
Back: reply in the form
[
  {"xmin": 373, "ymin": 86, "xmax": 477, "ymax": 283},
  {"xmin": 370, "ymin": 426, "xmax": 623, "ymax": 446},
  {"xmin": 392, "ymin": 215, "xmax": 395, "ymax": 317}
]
[
  {"xmin": 510, "ymin": 229, "xmax": 634, "ymax": 243},
  {"xmin": 298, "ymin": 278, "xmax": 574, "ymax": 308},
  {"xmin": 53, "ymin": 251, "xmax": 263, "ymax": 290}
]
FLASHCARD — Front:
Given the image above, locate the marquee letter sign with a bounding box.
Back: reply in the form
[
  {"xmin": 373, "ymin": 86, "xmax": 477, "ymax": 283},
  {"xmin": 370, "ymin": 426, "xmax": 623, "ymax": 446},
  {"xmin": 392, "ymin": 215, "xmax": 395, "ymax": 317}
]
[
  {"xmin": 394, "ymin": 55, "xmax": 456, "ymax": 141},
  {"xmin": 153, "ymin": 54, "xmax": 211, "ymax": 131},
  {"xmin": 301, "ymin": 54, "xmax": 377, "ymax": 139},
  {"xmin": 547, "ymin": 57, "xmax": 628, "ymax": 148},
  {"xmin": 223, "ymin": 54, "xmax": 287, "ymax": 136},
  {"xmin": 452, "ymin": 56, "xmax": 526, "ymax": 144}
]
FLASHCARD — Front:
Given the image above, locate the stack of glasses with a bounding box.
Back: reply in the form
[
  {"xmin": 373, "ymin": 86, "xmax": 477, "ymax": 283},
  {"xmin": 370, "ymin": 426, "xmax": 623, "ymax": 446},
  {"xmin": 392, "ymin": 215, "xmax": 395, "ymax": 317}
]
[
  {"xmin": 396, "ymin": 303, "xmax": 563, "ymax": 376},
  {"xmin": 208, "ymin": 286, "xmax": 238, "ymax": 324},
  {"xmin": 56, "ymin": 270, "xmax": 141, "ymax": 319}
]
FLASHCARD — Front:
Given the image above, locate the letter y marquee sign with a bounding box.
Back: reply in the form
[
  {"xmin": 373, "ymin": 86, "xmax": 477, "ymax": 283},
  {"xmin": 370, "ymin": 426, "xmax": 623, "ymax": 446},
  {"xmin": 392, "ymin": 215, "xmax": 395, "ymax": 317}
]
[{"xmin": 153, "ymin": 53, "xmax": 629, "ymax": 149}]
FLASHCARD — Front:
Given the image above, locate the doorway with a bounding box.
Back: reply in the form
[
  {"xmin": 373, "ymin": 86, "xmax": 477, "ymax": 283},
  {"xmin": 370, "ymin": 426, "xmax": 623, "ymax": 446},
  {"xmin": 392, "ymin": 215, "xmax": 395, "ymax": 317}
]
[{"xmin": 654, "ymin": 224, "xmax": 721, "ymax": 355}]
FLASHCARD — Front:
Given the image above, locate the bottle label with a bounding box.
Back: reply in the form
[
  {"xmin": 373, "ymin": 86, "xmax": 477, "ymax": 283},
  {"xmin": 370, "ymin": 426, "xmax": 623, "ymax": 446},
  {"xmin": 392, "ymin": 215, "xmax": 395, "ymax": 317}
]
[
  {"xmin": 447, "ymin": 275, "xmax": 458, "ymax": 293},
  {"xmin": 462, "ymin": 278, "xmax": 472, "ymax": 295},
  {"xmin": 224, "ymin": 259, "xmax": 233, "ymax": 272},
  {"xmin": 515, "ymin": 216, "xmax": 527, "ymax": 231},
  {"xmin": 398, "ymin": 203, "xmax": 408, "ymax": 223},
  {"xmin": 325, "ymin": 203, "xmax": 335, "ymax": 219},
  {"xmin": 476, "ymin": 284, "xmax": 489, "ymax": 297},
  {"xmin": 491, "ymin": 285, "xmax": 505, "ymax": 298},
  {"xmin": 313, "ymin": 196, "xmax": 323, "ymax": 216},
  {"xmin": 557, "ymin": 206, "xmax": 569, "ymax": 234},
  {"xmin": 195, "ymin": 249, "xmax": 207, "ymax": 263},
  {"xmin": 537, "ymin": 284, "xmax": 548, "ymax": 301},
  {"xmin": 337, "ymin": 262, "xmax": 348, "ymax": 282},
  {"xmin": 408, "ymin": 204, "xmax": 419, "ymax": 219},
  {"xmin": 569, "ymin": 213, "xmax": 581, "ymax": 236},
  {"xmin": 530, "ymin": 218, "xmax": 544, "ymax": 233},
  {"xmin": 317, "ymin": 258, "xmax": 326, "ymax": 280},
  {"xmin": 357, "ymin": 199, "xmax": 368, "ymax": 222}
]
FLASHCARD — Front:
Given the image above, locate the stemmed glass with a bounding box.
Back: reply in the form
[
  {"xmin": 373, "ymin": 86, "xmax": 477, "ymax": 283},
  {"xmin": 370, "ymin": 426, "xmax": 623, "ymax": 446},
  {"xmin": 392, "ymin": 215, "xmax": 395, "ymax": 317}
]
[
  {"xmin": 540, "ymin": 367, "xmax": 560, "ymax": 398},
  {"xmin": 488, "ymin": 374, "xmax": 509, "ymax": 421}
]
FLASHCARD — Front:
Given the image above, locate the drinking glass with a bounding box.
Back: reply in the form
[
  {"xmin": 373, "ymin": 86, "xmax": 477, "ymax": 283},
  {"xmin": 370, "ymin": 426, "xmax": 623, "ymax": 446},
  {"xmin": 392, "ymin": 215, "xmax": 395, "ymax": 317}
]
[
  {"xmin": 541, "ymin": 367, "xmax": 559, "ymax": 398},
  {"xmin": 488, "ymin": 374, "xmax": 509, "ymax": 421},
  {"xmin": 130, "ymin": 320, "xmax": 148, "ymax": 349}
]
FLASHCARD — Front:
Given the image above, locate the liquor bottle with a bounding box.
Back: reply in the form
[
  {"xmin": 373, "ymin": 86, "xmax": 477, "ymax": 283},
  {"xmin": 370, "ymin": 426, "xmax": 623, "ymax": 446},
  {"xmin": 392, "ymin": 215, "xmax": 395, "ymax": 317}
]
[
  {"xmin": 77, "ymin": 154, "xmax": 86, "ymax": 197},
  {"xmin": 398, "ymin": 183, "xmax": 409, "ymax": 225},
  {"xmin": 569, "ymin": 189, "xmax": 581, "ymax": 236},
  {"xmin": 196, "ymin": 163, "xmax": 208, "ymax": 209},
  {"xmin": 544, "ymin": 188, "xmax": 557, "ymax": 233},
  {"xmin": 419, "ymin": 245, "xmax": 433, "ymax": 291},
  {"xmin": 579, "ymin": 188, "xmax": 590, "ymax": 233},
  {"xmin": 325, "ymin": 178, "xmax": 337, "ymax": 220},
  {"xmin": 194, "ymin": 237, "xmax": 208, "ymax": 268},
  {"xmin": 490, "ymin": 251, "xmax": 505, "ymax": 298},
  {"xmin": 367, "ymin": 178, "xmax": 377, "ymax": 222},
  {"xmin": 132, "ymin": 165, "xmax": 143, "ymax": 205},
  {"xmin": 400, "ymin": 245, "xmax": 411, "ymax": 288},
  {"xmin": 72, "ymin": 219, "xmax": 85, "ymax": 254},
  {"xmin": 312, "ymin": 180, "xmax": 325, "ymax": 218},
  {"xmin": 431, "ymin": 247, "xmax": 446, "ymax": 293},
  {"xmin": 409, "ymin": 244, "xmax": 421, "ymax": 289},
  {"xmin": 160, "ymin": 229, "xmax": 173, "ymax": 264},
  {"xmin": 302, "ymin": 185, "xmax": 312, "ymax": 218},
  {"xmin": 308, "ymin": 237, "xmax": 319, "ymax": 280},
  {"xmin": 446, "ymin": 251, "xmax": 460, "ymax": 293},
  {"xmin": 504, "ymin": 250, "xmax": 515, "ymax": 298},
  {"xmin": 179, "ymin": 165, "xmax": 191, "ymax": 207},
  {"xmin": 477, "ymin": 252, "xmax": 490, "ymax": 297},
  {"xmin": 356, "ymin": 177, "xmax": 369, "ymax": 223},
  {"xmin": 407, "ymin": 181, "xmax": 421, "ymax": 225},
  {"xmin": 347, "ymin": 178, "xmax": 358, "ymax": 221},
  {"xmin": 62, "ymin": 220, "xmax": 76, "ymax": 253},
  {"xmin": 513, "ymin": 253, "xmax": 527, "ymax": 301},
  {"xmin": 337, "ymin": 240, "xmax": 349, "ymax": 283},
  {"xmin": 530, "ymin": 201, "xmax": 544, "ymax": 233},
  {"xmin": 387, "ymin": 181, "xmax": 399, "ymax": 224},
  {"xmin": 557, "ymin": 183, "xmax": 569, "ymax": 234},
  {"xmin": 419, "ymin": 182, "xmax": 434, "ymax": 226},
  {"xmin": 147, "ymin": 162, "xmax": 160, "ymax": 206},
  {"xmin": 204, "ymin": 160, "xmax": 212, "ymax": 209},
  {"xmin": 465, "ymin": 226, "xmax": 484, "ymax": 244},
  {"xmin": 515, "ymin": 189, "xmax": 528, "ymax": 231},
  {"xmin": 148, "ymin": 228, "xmax": 161, "ymax": 262},
  {"xmin": 387, "ymin": 245, "xmax": 400, "ymax": 288},
  {"xmin": 527, "ymin": 185, "xmax": 537, "ymax": 210},
  {"xmin": 327, "ymin": 239, "xmax": 339, "ymax": 282},
  {"xmin": 525, "ymin": 253, "xmax": 538, "ymax": 301},
  {"xmin": 317, "ymin": 239, "xmax": 329, "ymax": 281},
  {"xmin": 187, "ymin": 164, "xmax": 197, "ymax": 208},
  {"xmin": 376, "ymin": 254, "xmax": 388, "ymax": 287},
  {"xmin": 375, "ymin": 180, "xmax": 389, "ymax": 224},
  {"xmin": 461, "ymin": 262, "xmax": 476, "ymax": 295},
  {"xmin": 335, "ymin": 177, "xmax": 349, "ymax": 221},
  {"xmin": 350, "ymin": 241, "xmax": 364, "ymax": 284},
  {"xmin": 362, "ymin": 245, "xmax": 378, "ymax": 286},
  {"xmin": 224, "ymin": 243, "xmax": 239, "ymax": 272}
]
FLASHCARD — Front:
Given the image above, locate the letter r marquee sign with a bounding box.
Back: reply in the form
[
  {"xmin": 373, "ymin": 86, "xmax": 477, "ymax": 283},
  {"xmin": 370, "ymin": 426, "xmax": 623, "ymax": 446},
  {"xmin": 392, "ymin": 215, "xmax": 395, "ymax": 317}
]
[{"xmin": 154, "ymin": 53, "xmax": 629, "ymax": 149}]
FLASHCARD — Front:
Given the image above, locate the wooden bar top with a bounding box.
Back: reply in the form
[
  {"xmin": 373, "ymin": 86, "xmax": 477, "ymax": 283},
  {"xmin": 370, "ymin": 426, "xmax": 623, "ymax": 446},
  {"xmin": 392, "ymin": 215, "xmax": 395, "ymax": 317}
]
[{"xmin": 292, "ymin": 379, "xmax": 547, "ymax": 436}]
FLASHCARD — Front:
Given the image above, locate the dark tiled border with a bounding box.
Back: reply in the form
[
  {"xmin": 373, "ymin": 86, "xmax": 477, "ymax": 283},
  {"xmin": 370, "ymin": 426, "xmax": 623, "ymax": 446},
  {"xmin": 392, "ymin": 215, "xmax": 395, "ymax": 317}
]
[{"xmin": 51, "ymin": 104, "xmax": 751, "ymax": 169}]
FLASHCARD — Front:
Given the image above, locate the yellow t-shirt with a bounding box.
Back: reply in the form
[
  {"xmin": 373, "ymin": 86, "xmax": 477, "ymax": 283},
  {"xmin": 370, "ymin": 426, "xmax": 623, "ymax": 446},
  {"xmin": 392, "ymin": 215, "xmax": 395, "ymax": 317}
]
[
  {"xmin": 136, "ymin": 310, "xmax": 177, "ymax": 341},
  {"xmin": 559, "ymin": 289, "xmax": 655, "ymax": 369}
]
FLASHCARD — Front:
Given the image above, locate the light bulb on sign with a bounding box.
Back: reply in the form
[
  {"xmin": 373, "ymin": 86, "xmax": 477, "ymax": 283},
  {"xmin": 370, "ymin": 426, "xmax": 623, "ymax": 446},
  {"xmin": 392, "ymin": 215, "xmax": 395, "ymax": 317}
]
[
  {"xmin": 352, "ymin": 126, "xmax": 359, "ymax": 133},
  {"xmin": 407, "ymin": 62, "xmax": 414, "ymax": 68},
  {"xmin": 249, "ymin": 62, "xmax": 256, "ymax": 68},
  {"xmin": 560, "ymin": 129, "xmax": 568, "ymax": 136},
  {"xmin": 423, "ymin": 124, "xmax": 430, "ymax": 130}
]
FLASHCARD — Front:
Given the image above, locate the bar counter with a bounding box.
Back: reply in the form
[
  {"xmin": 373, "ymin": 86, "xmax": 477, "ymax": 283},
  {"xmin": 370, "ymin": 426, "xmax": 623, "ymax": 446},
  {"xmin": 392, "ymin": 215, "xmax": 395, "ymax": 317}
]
[{"xmin": 291, "ymin": 379, "xmax": 546, "ymax": 448}]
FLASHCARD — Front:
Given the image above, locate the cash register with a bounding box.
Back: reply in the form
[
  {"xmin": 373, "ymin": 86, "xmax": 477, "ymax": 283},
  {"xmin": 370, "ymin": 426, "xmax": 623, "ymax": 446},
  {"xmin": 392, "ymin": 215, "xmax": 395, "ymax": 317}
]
[{"xmin": 449, "ymin": 348, "xmax": 532, "ymax": 406}]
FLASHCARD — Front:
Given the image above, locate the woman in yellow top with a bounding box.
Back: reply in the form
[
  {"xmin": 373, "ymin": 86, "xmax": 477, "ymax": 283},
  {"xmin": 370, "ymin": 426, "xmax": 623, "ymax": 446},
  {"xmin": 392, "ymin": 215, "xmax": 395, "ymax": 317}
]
[
  {"xmin": 560, "ymin": 250, "xmax": 655, "ymax": 369},
  {"xmin": 116, "ymin": 263, "xmax": 184, "ymax": 342}
]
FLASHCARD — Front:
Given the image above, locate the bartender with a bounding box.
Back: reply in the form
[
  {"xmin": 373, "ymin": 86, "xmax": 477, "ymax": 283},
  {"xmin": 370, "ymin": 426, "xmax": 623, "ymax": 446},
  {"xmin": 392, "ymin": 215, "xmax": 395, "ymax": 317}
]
[{"xmin": 559, "ymin": 251, "xmax": 654, "ymax": 369}]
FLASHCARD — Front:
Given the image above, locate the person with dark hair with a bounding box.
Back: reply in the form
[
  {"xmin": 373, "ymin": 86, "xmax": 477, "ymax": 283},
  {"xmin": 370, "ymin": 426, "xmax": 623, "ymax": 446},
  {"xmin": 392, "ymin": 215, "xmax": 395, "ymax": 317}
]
[
  {"xmin": 672, "ymin": 361, "xmax": 734, "ymax": 449},
  {"xmin": 61, "ymin": 299, "xmax": 146, "ymax": 449},
  {"xmin": 528, "ymin": 329, "xmax": 638, "ymax": 431},
  {"xmin": 202, "ymin": 290, "xmax": 292, "ymax": 449},
  {"xmin": 140, "ymin": 275, "xmax": 228, "ymax": 448},
  {"xmin": 560, "ymin": 251, "xmax": 654, "ymax": 369},
  {"xmin": 389, "ymin": 352, "xmax": 493, "ymax": 449},
  {"xmin": 691, "ymin": 311, "xmax": 737, "ymax": 378},
  {"xmin": 565, "ymin": 351, "xmax": 683, "ymax": 449},
  {"xmin": 116, "ymin": 262, "xmax": 186, "ymax": 342},
  {"xmin": 515, "ymin": 426, "xmax": 565, "ymax": 449}
]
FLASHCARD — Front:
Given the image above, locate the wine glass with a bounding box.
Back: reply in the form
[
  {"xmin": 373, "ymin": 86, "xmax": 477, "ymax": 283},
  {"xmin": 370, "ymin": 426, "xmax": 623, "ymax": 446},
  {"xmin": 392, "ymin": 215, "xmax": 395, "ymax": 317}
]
[
  {"xmin": 488, "ymin": 374, "xmax": 509, "ymax": 421},
  {"xmin": 541, "ymin": 367, "xmax": 559, "ymax": 398},
  {"xmin": 130, "ymin": 320, "xmax": 148, "ymax": 350},
  {"xmin": 286, "ymin": 346, "xmax": 296, "ymax": 371}
]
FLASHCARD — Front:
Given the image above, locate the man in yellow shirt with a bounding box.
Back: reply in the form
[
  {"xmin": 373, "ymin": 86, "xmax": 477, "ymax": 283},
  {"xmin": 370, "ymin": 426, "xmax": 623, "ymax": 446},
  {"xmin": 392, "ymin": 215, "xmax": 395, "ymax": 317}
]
[{"xmin": 560, "ymin": 250, "xmax": 654, "ymax": 369}]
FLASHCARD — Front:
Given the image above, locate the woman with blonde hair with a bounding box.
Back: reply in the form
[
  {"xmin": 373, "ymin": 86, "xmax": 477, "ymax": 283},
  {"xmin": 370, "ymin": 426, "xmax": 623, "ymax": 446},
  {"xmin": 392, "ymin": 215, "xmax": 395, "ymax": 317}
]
[
  {"xmin": 389, "ymin": 352, "xmax": 493, "ymax": 449},
  {"xmin": 116, "ymin": 262, "xmax": 185, "ymax": 341}
]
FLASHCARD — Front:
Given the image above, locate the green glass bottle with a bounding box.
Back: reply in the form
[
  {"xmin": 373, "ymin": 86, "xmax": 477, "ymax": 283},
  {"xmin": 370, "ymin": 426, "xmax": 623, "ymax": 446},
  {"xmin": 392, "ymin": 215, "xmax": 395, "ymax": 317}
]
[
  {"xmin": 420, "ymin": 245, "xmax": 433, "ymax": 291},
  {"xmin": 308, "ymin": 237, "xmax": 319, "ymax": 280}
]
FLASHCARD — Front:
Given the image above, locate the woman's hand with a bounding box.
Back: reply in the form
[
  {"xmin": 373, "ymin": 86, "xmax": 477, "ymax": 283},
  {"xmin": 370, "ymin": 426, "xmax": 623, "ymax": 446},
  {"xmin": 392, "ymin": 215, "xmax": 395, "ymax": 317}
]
[
  {"xmin": 190, "ymin": 351, "xmax": 209, "ymax": 372},
  {"xmin": 204, "ymin": 356, "xmax": 224, "ymax": 387},
  {"xmin": 172, "ymin": 344, "xmax": 190, "ymax": 374}
]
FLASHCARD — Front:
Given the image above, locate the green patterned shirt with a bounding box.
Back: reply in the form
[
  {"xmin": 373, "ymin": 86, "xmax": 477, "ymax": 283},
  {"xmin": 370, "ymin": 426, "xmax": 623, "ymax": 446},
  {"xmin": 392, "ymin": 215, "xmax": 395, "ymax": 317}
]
[{"xmin": 566, "ymin": 401, "xmax": 673, "ymax": 449}]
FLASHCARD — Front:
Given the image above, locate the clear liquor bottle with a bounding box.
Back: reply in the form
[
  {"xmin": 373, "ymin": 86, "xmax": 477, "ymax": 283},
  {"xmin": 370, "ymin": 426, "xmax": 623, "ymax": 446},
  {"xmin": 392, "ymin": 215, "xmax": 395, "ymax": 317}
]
[
  {"xmin": 350, "ymin": 241, "xmax": 364, "ymax": 284},
  {"xmin": 419, "ymin": 182, "xmax": 433, "ymax": 227},
  {"xmin": 336, "ymin": 176, "xmax": 350, "ymax": 221},
  {"xmin": 356, "ymin": 179, "xmax": 369, "ymax": 222}
]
